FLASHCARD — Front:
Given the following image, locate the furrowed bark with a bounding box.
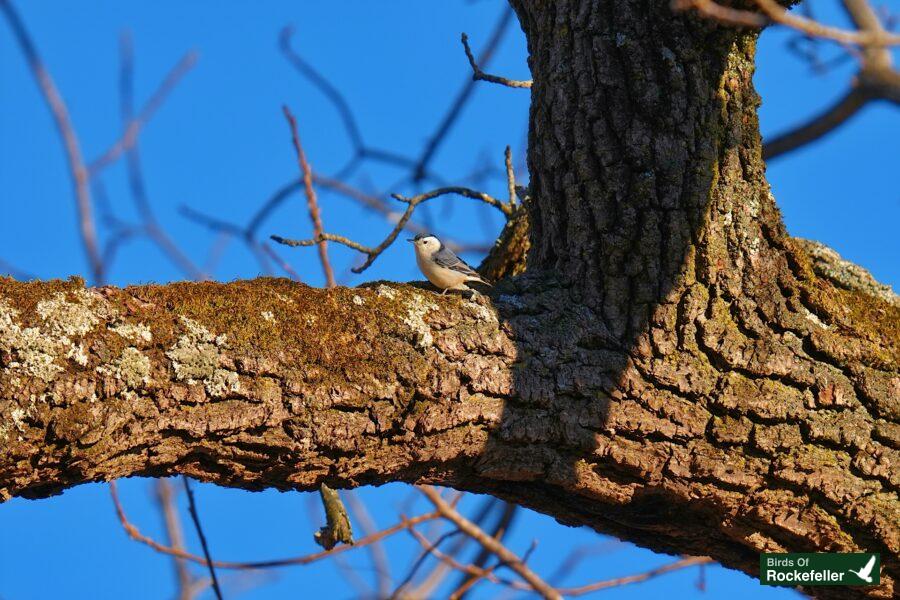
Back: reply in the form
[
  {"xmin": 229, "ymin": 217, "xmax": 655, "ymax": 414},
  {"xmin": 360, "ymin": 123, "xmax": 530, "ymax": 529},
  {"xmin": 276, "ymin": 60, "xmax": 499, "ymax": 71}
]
[{"xmin": 1, "ymin": 1, "xmax": 898, "ymax": 598}]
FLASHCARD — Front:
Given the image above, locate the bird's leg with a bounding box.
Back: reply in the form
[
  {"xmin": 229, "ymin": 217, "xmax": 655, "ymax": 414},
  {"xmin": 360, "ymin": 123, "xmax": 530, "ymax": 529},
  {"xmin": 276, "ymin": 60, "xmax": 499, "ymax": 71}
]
[{"xmin": 441, "ymin": 288, "xmax": 448, "ymax": 296}]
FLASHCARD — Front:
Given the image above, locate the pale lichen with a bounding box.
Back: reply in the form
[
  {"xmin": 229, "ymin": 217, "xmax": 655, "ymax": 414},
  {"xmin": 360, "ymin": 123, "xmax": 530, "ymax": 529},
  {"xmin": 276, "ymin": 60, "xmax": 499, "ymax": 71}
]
[
  {"xmin": 36, "ymin": 289, "xmax": 109, "ymax": 337},
  {"xmin": 110, "ymin": 321, "xmax": 153, "ymax": 343},
  {"xmin": 352, "ymin": 295, "xmax": 365, "ymax": 306},
  {"xmin": 802, "ymin": 308, "xmax": 829, "ymax": 330},
  {"xmin": 0, "ymin": 301, "xmax": 64, "ymax": 381},
  {"xmin": 165, "ymin": 316, "xmax": 239, "ymax": 396},
  {"xmin": 113, "ymin": 347, "xmax": 151, "ymax": 388},
  {"xmin": 166, "ymin": 317, "xmax": 222, "ymax": 381},
  {"xmin": 261, "ymin": 311, "xmax": 276, "ymax": 323},
  {"xmin": 466, "ymin": 300, "xmax": 497, "ymax": 324},
  {"xmin": 206, "ymin": 369, "xmax": 240, "ymax": 397},
  {"xmin": 402, "ymin": 293, "xmax": 437, "ymax": 349},
  {"xmin": 0, "ymin": 290, "xmax": 113, "ymax": 381},
  {"xmin": 376, "ymin": 285, "xmax": 397, "ymax": 300},
  {"xmin": 67, "ymin": 343, "xmax": 89, "ymax": 366}
]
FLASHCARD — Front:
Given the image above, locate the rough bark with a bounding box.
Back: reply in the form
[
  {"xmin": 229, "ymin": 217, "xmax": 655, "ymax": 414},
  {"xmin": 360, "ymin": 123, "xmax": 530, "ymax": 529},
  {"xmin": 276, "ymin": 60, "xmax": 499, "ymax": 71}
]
[{"xmin": 1, "ymin": 1, "xmax": 897, "ymax": 598}]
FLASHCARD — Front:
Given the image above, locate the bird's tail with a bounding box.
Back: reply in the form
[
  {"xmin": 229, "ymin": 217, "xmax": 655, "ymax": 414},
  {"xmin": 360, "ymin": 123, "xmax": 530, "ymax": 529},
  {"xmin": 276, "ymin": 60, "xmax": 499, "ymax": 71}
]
[{"xmin": 468, "ymin": 274, "xmax": 492, "ymax": 287}]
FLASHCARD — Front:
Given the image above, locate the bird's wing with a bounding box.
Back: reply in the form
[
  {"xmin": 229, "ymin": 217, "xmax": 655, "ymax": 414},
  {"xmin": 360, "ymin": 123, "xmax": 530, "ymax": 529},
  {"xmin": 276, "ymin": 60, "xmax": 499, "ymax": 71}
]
[
  {"xmin": 433, "ymin": 246, "xmax": 481, "ymax": 278},
  {"xmin": 861, "ymin": 555, "xmax": 876, "ymax": 576}
]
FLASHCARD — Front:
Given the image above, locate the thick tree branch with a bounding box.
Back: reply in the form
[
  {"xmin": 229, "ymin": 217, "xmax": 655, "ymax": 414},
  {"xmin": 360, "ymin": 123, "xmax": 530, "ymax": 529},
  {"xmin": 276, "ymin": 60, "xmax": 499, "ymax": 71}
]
[{"xmin": 2, "ymin": 2, "xmax": 899, "ymax": 599}]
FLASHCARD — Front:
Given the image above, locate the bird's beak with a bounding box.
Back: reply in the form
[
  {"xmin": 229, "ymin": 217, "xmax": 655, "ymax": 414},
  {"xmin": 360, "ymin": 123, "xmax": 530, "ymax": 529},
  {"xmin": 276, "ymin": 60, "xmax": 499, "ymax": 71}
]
[{"xmin": 407, "ymin": 238, "xmax": 414, "ymax": 242}]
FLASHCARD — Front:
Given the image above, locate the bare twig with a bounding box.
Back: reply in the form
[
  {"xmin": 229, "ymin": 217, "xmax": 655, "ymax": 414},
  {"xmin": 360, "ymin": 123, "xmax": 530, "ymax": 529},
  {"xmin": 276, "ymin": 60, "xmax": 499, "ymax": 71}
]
[
  {"xmin": 260, "ymin": 243, "xmax": 301, "ymax": 281},
  {"xmin": 557, "ymin": 556, "xmax": 714, "ymax": 595},
  {"xmin": 763, "ymin": 0, "xmax": 900, "ymax": 159},
  {"xmin": 409, "ymin": 521, "xmax": 712, "ymax": 598},
  {"xmin": 109, "ymin": 480, "xmax": 440, "ymax": 570},
  {"xmin": 278, "ymin": 26, "xmax": 444, "ymax": 185},
  {"xmin": 417, "ymin": 486, "xmax": 561, "ymax": 600},
  {"xmin": 673, "ymin": 0, "xmax": 900, "ymax": 47},
  {"xmin": 155, "ymin": 479, "xmax": 197, "ymax": 600},
  {"xmin": 407, "ymin": 497, "xmax": 501, "ymax": 599},
  {"xmin": 391, "ymin": 528, "xmax": 464, "ymax": 598},
  {"xmin": 461, "ymin": 33, "xmax": 533, "ymax": 89},
  {"xmin": 546, "ymin": 540, "xmax": 623, "ymax": 585},
  {"xmin": 282, "ymin": 105, "xmax": 337, "ymax": 287},
  {"xmin": 182, "ymin": 477, "xmax": 223, "ymax": 600},
  {"xmin": 344, "ymin": 491, "xmax": 393, "ymax": 598},
  {"xmin": 412, "ymin": 5, "xmax": 516, "ymax": 182},
  {"xmin": 1, "ymin": 0, "xmax": 103, "ymax": 283},
  {"xmin": 89, "ymin": 48, "xmax": 198, "ymax": 175},
  {"xmin": 271, "ymin": 184, "xmax": 509, "ymax": 273},
  {"xmin": 247, "ymin": 174, "xmax": 477, "ymax": 252},
  {"xmin": 0, "ymin": 257, "xmax": 34, "ymax": 281},
  {"xmin": 184, "ymin": 171, "xmax": 476, "ymax": 280},
  {"xmin": 396, "ymin": 186, "xmax": 513, "ymax": 217},
  {"xmin": 117, "ymin": 32, "xmax": 206, "ymax": 282},
  {"xmin": 763, "ymin": 87, "xmax": 871, "ymax": 159},
  {"xmin": 450, "ymin": 502, "xmax": 518, "ymax": 599},
  {"xmin": 504, "ymin": 146, "xmax": 517, "ymax": 209},
  {"xmin": 406, "ymin": 525, "xmax": 519, "ymax": 594}
]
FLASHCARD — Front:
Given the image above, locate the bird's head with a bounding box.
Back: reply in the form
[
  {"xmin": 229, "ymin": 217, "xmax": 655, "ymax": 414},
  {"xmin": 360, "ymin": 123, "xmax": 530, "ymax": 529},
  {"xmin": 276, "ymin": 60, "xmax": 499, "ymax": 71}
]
[{"xmin": 408, "ymin": 233, "xmax": 441, "ymax": 254}]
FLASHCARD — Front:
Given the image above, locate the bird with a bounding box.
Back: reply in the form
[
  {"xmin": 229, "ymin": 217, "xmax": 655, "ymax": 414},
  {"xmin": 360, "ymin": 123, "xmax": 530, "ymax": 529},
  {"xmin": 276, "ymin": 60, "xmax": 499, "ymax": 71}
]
[
  {"xmin": 408, "ymin": 233, "xmax": 491, "ymax": 294},
  {"xmin": 848, "ymin": 555, "xmax": 877, "ymax": 583}
]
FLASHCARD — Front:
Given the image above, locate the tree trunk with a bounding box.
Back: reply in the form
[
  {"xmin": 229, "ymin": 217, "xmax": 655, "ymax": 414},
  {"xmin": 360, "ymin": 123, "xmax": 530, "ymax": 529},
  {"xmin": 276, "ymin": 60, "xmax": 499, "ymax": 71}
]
[{"xmin": 1, "ymin": 1, "xmax": 897, "ymax": 597}]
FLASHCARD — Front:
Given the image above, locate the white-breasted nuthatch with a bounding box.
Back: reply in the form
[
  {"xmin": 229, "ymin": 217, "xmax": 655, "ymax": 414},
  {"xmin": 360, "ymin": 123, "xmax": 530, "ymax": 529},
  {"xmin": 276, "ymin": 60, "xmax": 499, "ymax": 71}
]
[{"xmin": 408, "ymin": 234, "xmax": 491, "ymax": 294}]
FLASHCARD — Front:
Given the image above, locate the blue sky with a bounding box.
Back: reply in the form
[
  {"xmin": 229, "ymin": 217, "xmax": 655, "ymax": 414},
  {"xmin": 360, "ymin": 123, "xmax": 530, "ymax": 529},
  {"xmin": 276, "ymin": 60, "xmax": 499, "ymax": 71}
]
[{"xmin": 1, "ymin": 1, "xmax": 896, "ymax": 599}]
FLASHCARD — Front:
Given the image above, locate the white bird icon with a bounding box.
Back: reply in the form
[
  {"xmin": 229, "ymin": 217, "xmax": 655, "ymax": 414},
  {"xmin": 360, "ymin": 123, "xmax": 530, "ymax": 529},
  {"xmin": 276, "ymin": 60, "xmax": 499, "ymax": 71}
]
[{"xmin": 847, "ymin": 555, "xmax": 877, "ymax": 583}]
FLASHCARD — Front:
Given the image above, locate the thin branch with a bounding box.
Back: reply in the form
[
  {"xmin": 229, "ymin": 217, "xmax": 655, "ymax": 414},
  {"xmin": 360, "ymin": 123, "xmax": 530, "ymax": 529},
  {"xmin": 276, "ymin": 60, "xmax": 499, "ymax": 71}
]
[
  {"xmin": 260, "ymin": 243, "xmax": 302, "ymax": 281},
  {"xmin": 407, "ymin": 497, "xmax": 501, "ymax": 599},
  {"xmin": 412, "ymin": 5, "xmax": 516, "ymax": 182},
  {"xmin": 155, "ymin": 479, "xmax": 197, "ymax": 600},
  {"xmin": 406, "ymin": 525, "xmax": 520, "ymax": 594},
  {"xmin": 753, "ymin": 0, "xmax": 900, "ymax": 47},
  {"xmin": 88, "ymin": 48, "xmax": 198, "ymax": 175},
  {"xmin": 278, "ymin": 26, "xmax": 445, "ymax": 185},
  {"xmin": 0, "ymin": 257, "xmax": 35, "ymax": 281},
  {"xmin": 391, "ymin": 529, "xmax": 463, "ymax": 598},
  {"xmin": 546, "ymin": 540, "xmax": 623, "ymax": 585},
  {"xmin": 282, "ymin": 105, "xmax": 336, "ymax": 287},
  {"xmin": 461, "ymin": 33, "xmax": 532, "ymax": 89},
  {"xmin": 450, "ymin": 502, "xmax": 518, "ymax": 599},
  {"xmin": 409, "ymin": 522, "xmax": 713, "ymax": 598},
  {"xmin": 182, "ymin": 477, "xmax": 223, "ymax": 600},
  {"xmin": 247, "ymin": 174, "xmax": 473, "ymax": 252},
  {"xmin": 278, "ymin": 26, "xmax": 363, "ymax": 152},
  {"xmin": 344, "ymin": 491, "xmax": 393, "ymax": 598},
  {"xmin": 117, "ymin": 32, "xmax": 207, "ymax": 282},
  {"xmin": 109, "ymin": 481, "xmax": 440, "ymax": 570},
  {"xmin": 762, "ymin": 0, "xmax": 900, "ymax": 159},
  {"xmin": 762, "ymin": 87, "xmax": 871, "ymax": 159},
  {"xmin": 673, "ymin": 0, "xmax": 900, "ymax": 47},
  {"xmin": 557, "ymin": 556, "xmax": 714, "ymax": 595},
  {"xmin": 396, "ymin": 186, "xmax": 513, "ymax": 217},
  {"xmin": 417, "ymin": 486, "xmax": 561, "ymax": 600},
  {"xmin": 504, "ymin": 146, "xmax": 517, "ymax": 209},
  {"xmin": 0, "ymin": 0, "xmax": 104, "ymax": 283},
  {"xmin": 271, "ymin": 184, "xmax": 509, "ymax": 273}
]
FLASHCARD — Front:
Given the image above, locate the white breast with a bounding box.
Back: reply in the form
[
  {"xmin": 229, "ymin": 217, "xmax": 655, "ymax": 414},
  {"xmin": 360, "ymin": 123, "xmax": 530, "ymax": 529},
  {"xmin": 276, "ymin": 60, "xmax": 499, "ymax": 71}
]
[{"xmin": 415, "ymin": 248, "xmax": 470, "ymax": 290}]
